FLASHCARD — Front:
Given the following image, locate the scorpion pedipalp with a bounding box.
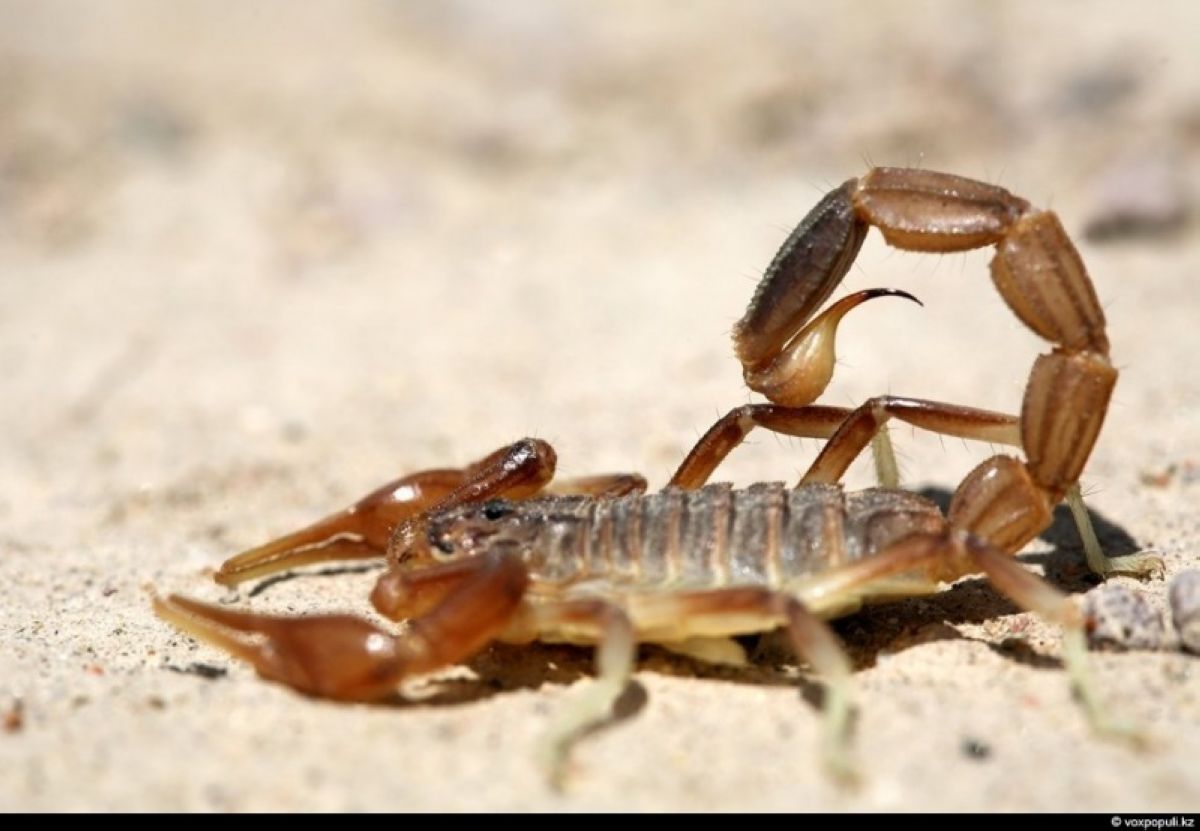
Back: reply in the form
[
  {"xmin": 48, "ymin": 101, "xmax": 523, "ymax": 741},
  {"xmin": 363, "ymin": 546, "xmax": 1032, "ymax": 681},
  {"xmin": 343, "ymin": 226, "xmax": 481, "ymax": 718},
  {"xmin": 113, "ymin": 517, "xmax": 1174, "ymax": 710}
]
[
  {"xmin": 158, "ymin": 549, "xmax": 529, "ymax": 701},
  {"xmin": 213, "ymin": 468, "xmax": 465, "ymax": 587}
]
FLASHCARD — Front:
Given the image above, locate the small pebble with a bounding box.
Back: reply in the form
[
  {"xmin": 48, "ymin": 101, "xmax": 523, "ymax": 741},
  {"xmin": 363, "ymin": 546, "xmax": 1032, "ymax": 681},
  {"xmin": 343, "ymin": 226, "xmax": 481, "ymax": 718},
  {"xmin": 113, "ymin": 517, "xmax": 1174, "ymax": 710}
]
[
  {"xmin": 164, "ymin": 662, "xmax": 228, "ymax": 680},
  {"xmin": 1169, "ymin": 570, "xmax": 1200, "ymax": 654},
  {"xmin": 3, "ymin": 700, "xmax": 24, "ymax": 733},
  {"xmin": 961, "ymin": 737, "xmax": 991, "ymax": 761},
  {"xmin": 1083, "ymin": 585, "xmax": 1166, "ymax": 651},
  {"xmin": 1083, "ymin": 154, "xmax": 1190, "ymax": 242}
]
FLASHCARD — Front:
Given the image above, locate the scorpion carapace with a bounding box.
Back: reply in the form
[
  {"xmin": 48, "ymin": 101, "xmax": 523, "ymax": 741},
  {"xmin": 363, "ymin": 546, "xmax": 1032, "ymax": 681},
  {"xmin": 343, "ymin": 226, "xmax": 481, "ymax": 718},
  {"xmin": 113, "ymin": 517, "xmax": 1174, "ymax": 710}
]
[{"xmin": 155, "ymin": 167, "xmax": 1155, "ymax": 786}]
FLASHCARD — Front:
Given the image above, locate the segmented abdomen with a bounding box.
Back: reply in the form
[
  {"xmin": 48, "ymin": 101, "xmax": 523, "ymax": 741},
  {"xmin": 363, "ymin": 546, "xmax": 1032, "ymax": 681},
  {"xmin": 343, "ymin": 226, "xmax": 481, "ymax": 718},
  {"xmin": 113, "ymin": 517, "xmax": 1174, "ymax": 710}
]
[{"xmin": 521, "ymin": 482, "xmax": 946, "ymax": 590}]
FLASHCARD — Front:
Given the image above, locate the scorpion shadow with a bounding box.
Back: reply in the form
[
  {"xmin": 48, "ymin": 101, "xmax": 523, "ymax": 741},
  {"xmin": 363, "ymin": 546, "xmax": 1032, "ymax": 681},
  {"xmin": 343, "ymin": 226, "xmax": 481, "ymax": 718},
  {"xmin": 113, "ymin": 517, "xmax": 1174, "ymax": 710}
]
[
  {"xmin": 825, "ymin": 487, "xmax": 1142, "ymax": 670},
  {"xmin": 919, "ymin": 485, "xmax": 1142, "ymax": 589},
  {"xmin": 231, "ymin": 493, "xmax": 1141, "ymax": 737}
]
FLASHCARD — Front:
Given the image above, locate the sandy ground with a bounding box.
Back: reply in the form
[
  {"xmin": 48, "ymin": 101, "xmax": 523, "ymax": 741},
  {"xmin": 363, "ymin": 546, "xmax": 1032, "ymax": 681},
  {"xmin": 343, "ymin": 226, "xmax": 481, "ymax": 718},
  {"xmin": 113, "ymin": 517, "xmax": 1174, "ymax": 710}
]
[{"xmin": 1, "ymin": 0, "xmax": 1198, "ymax": 812}]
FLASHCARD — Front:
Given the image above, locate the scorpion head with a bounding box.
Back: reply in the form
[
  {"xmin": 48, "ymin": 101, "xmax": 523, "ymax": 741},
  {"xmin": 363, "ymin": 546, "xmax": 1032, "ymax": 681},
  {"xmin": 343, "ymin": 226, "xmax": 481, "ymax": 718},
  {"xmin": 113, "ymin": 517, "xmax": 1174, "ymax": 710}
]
[
  {"xmin": 372, "ymin": 498, "xmax": 541, "ymax": 619},
  {"xmin": 421, "ymin": 499, "xmax": 540, "ymax": 564}
]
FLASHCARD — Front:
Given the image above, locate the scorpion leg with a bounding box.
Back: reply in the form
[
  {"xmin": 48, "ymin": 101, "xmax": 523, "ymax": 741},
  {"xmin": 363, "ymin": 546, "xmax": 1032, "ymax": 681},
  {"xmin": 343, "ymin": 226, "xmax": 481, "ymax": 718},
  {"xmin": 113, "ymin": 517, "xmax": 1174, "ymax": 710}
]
[
  {"xmin": 800, "ymin": 396, "xmax": 1021, "ymax": 487},
  {"xmin": 508, "ymin": 599, "xmax": 635, "ymax": 789},
  {"xmin": 153, "ymin": 550, "xmax": 529, "ymax": 701},
  {"xmin": 629, "ymin": 588, "xmax": 856, "ymax": 781},
  {"xmin": 792, "ymin": 530, "xmax": 1141, "ymax": 743},
  {"xmin": 669, "ymin": 404, "xmax": 853, "ymax": 488},
  {"xmin": 670, "ymin": 398, "xmax": 1019, "ymax": 493},
  {"xmin": 545, "ymin": 473, "xmax": 648, "ymax": 497}
]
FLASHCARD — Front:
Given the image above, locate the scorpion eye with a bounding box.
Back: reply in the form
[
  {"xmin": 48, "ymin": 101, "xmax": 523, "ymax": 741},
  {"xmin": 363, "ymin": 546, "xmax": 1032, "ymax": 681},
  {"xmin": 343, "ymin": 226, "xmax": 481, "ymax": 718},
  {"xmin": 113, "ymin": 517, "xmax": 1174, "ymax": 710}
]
[
  {"xmin": 482, "ymin": 500, "xmax": 511, "ymax": 521},
  {"xmin": 426, "ymin": 522, "xmax": 455, "ymax": 556}
]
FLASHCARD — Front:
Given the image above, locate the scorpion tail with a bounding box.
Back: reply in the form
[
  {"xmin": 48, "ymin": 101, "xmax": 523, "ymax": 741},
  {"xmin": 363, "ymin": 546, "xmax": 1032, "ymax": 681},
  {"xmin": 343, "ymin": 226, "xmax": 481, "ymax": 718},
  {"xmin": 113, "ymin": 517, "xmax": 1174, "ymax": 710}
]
[{"xmin": 741, "ymin": 288, "xmax": 922, "ymax": 407}]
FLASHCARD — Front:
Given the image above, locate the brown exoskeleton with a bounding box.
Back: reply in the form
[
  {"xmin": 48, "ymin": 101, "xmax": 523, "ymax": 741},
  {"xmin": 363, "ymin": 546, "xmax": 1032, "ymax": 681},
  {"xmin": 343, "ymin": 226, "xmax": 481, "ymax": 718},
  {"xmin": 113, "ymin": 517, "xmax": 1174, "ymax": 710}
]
[{"xmin": 155, "ymin": 168, "xmax": 1157, "ymax": 784}]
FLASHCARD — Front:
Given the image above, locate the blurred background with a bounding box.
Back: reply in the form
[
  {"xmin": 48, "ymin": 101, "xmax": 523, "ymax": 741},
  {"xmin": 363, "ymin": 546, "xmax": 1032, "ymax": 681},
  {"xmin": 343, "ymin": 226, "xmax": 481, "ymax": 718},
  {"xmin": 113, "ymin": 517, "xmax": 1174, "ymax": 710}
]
[
  {"xmin": 2, "ymin": 0, "xmax": 1197, "ymax": 811},
  {"xmin": 3, "ymin": 0, "xmax": 1197, "ymax": 502}
]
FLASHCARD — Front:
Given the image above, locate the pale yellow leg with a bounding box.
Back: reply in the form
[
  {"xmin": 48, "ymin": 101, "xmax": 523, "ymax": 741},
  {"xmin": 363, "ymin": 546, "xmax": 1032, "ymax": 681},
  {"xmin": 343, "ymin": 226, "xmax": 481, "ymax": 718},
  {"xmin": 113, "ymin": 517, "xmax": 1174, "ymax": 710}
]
[
  {"xmin": 1066, "ymin": 484, "xmax": 1163, "ymax": 579},
  {"xmin": 629, "ymin": 587, "xmax": 857, "ymax": 783},
  {"xmin": 869, "ymin": 425, "xmax": 900, "ymax": 489},
  {"xmin": 525, "ymin": 600, "xmax": 635, "ymax": 790}
]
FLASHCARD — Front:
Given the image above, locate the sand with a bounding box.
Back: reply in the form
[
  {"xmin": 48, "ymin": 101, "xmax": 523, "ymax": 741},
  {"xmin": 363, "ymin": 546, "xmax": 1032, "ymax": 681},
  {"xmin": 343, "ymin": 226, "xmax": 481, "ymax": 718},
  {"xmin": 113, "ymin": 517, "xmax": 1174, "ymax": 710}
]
[{"xmin": 1, "ymin": 0, "xmax": 1198, "ymax": 811}]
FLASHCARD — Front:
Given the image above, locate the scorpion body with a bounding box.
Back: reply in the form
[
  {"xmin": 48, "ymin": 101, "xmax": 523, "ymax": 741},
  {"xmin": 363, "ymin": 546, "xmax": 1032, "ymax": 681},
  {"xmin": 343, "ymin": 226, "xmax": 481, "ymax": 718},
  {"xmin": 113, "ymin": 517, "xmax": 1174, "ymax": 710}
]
[
  {"xmin": 429, "ymin": 483, "xmax": 944, "ymax": 635},
  {"xmin": 154, "ymin": 167, "xmax": 1159, "ymax": 785}
]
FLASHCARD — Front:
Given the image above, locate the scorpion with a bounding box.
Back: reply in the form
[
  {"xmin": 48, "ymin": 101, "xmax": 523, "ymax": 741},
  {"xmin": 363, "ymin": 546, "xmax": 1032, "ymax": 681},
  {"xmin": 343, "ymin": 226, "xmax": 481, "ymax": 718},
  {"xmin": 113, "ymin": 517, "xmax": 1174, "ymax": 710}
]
[{"xmin": 154, "ymin": 167, "xmax": 1159, "ymax": 783}]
